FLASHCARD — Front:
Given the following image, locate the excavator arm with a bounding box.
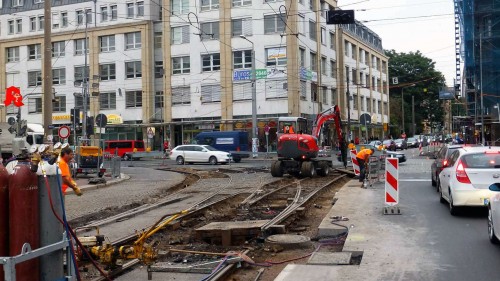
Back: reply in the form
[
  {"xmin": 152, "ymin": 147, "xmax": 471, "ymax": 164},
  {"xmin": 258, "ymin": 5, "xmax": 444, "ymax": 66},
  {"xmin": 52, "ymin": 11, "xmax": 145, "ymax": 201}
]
[{"xmin": 311, "ymin": 105, "xmax": 348, "ymax": 167}]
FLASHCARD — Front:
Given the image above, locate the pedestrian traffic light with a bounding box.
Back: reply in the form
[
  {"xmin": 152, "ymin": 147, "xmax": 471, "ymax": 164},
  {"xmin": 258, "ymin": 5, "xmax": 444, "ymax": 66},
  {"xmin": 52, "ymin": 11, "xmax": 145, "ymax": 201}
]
[
  {"xmin": 327, "ymin": 10, "xmax": 355, "ymax": 25},
  {"xmin": 71, "ymin": 108, "xmax": 81, "ymax": 124},
  {"xmin": 86, "ymin": 116, "xmax": 94, "ymax": 136}
]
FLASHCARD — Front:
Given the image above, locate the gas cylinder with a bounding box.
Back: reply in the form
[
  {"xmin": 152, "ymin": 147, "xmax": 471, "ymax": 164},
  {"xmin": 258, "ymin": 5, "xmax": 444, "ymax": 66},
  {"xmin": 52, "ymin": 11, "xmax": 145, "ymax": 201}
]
[
  {"xmin": 0, "ymin": 162, "xmax": 9, "ymax": 279},
  {"xmin": 9, "ymin": 160, "xmax": 39, "ymax": 281}
]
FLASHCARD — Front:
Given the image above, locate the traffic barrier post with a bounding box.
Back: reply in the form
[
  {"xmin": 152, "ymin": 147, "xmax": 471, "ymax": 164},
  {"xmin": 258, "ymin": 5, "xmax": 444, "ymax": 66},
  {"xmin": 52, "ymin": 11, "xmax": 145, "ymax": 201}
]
[
  {"xmin": 384, "ymin": 157, "xmax": 401, "ymax": 215},
  {"xmin": 350, "ymin": 150, "xmax": 360, "ymax": 176}
]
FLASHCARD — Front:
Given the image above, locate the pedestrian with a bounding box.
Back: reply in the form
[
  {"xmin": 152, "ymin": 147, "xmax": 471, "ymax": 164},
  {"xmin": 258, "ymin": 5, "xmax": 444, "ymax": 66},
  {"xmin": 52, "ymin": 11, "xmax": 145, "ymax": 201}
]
[
  {"xmin": 356, "ymin": 148, "xmax": 375, "ymax": 183},
  {"xmin": 163, "ymin": 139, "xmax": 169, "ymax": 153},
  {"xmin": 59, "ymin": 147, "xmax": 82, "ymax": 196},
  {"xmin": 354, "ymin": 136, "xmax": 360, "ymax": 145}
]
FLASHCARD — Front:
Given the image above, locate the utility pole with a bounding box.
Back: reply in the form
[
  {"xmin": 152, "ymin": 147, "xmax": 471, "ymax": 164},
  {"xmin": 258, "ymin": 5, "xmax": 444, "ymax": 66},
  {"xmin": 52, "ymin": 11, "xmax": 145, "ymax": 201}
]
[
  {"xmin": 240, "ymin": 35, "xmax": 257, "ymax": 158},
  {"xmin": 43, "ymin": 0, "xmax": 53, "ymax": 140},
  {"xmin": 82, "ymin": 13, "xmax": 89, "ymax": 143},
  {"xmin": 412, "ymin": 94, "xmax": 415, "ymax": 136},
  {"xmin": 346, "ymin": 75, "xmax": 351, "ymax": 141},
  {"xmin": 480, "ymin": 31, "xmax": 485, "ymax": 145}
]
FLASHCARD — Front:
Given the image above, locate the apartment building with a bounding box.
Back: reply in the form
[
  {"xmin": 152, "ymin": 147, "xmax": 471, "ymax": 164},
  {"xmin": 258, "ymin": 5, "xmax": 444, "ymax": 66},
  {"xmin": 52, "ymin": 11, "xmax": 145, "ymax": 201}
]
[{"xmin": 0, "ymin": 0, "xmax": 389, "ymax": 148}]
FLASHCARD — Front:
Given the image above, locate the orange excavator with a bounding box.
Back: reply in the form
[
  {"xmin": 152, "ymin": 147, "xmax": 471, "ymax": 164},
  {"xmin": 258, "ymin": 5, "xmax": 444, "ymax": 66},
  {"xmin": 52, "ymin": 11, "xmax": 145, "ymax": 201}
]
[{"xmin": 271, "ymin": 105, "xmax": 347, "ymax": 177}]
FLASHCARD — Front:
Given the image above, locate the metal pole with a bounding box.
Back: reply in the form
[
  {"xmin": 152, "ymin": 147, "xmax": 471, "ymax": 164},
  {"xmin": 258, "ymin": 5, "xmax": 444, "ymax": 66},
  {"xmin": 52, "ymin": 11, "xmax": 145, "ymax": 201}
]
[
  {"xmin": 43, "ymin": 0, "xmax": 53, "ymax": 141},
  {"xmin": 480, "ymin": 31, "xmax": 485, "ymax": 145},
  {"xmin": 251, "ymin": 47, "xmax": 258, "ymax": 158},
  {"xmin": 347, "ymin": 76, "xmax": 351, "ymax": 141},
  {"xmin": 412, "ymin": 94, "xmax": 415, "ymax": 136},
  {"xmin": 401, "ymin": 87, "xmax": 405, "ymax": 134},
  {"xmin": 82, "ymin": 17, "xmax": 89, "ymax": 143}
]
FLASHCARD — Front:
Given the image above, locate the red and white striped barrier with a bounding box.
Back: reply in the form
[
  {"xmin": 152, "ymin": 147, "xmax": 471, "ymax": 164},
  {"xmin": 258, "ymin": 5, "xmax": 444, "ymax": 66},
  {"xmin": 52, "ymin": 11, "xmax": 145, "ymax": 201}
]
[
  {"xmin": 350, "ymin": 150, "xmax": 360, "ymax": 176},
  {"xmin": 418, "ymin": 142, "xmax": 423, "ymax": 155},
  {"xmin": 384, "ymin": 157, "xmax": 401, "ymax": 214}
]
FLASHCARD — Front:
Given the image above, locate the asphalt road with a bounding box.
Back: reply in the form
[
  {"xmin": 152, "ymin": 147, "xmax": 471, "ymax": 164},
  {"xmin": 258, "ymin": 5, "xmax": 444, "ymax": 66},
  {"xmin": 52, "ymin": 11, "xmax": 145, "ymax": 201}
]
[{"xmin": 399, "ymin": 148, "xmax": 500, "ymax": 281}]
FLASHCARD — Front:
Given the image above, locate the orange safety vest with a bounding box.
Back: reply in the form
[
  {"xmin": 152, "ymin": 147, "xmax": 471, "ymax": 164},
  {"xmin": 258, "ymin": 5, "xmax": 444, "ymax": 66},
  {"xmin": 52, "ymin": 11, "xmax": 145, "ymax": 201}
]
[{"xmin": 356, "ymin": 149, "xmax": 373, "ymax": 161}]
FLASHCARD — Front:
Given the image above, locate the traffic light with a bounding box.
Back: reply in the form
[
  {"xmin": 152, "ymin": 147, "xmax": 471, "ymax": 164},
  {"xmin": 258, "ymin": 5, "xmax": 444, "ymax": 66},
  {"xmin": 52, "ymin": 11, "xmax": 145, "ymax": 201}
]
[
  {"xmin": 86, "ymin": 116, "xmax": 94, "ymax": 136},
  {"xmin": 327, "ymin": 10, "xmax": 355, "ymax": 25},
  {"xmin": 71, "ymin": 108, "xmax": 81, "ymax": 124}
]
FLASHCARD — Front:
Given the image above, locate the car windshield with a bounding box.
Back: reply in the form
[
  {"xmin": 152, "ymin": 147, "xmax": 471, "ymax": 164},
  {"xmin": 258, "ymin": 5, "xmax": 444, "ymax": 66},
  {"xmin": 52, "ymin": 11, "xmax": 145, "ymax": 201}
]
[
  {"xmin": 462, "ymin": 153, "xmax": 500, "ymax": 169},
  {"xmin": 203, "ymin": 145, "xmax": 218, "ymax": 151}
]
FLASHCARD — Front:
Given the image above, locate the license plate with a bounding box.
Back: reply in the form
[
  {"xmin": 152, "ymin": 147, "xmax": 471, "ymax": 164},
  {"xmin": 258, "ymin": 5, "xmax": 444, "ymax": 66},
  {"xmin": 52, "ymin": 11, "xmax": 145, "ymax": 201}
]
[{"xmin": 484, "ymin": 198, "xmax": 490, "ymax": 206}]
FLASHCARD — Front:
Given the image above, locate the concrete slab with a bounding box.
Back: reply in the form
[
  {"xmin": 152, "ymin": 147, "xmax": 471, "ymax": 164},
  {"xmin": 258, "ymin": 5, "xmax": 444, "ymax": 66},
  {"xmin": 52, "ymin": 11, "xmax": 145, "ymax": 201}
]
[
  {"xmin": 274, "ymin": 264, "xmax": 341, "ymax": 281},
  {"xmin": 307, "ymin": 252, "xmax": 352, "ymax": 265}
]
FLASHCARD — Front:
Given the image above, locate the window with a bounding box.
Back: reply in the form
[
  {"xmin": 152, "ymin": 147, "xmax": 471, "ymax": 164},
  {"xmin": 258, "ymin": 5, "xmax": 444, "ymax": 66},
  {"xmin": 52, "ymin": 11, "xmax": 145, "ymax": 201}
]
[
  {"xmin": 125, "ymin": 91, "xmax": 142, "ymax": 108},
  {"xmin": 111, "ymin": 5, "xmax": 117, "ymax": 20},
  {"xmin": 322, "ymin": 86, "xmax": 327, "ymax": 104},
  {"xmin": 99, "ymin": 64, "xmax": 116, "ymax": 81},
  {"xmin": 61, "ymin": 12, "xmax": 68, "ymax": 27},
  {"xmin": 74, "ymin": 38, "xmax": 88, "ymax": 55},
  {"xmin": 28, "ymin": 44, "xmax": 42, "ymax": 60},
  {"xmin": 100, "ymin": 6, "xmax": 108, "ymax": 22},
  {"xmin": 28, "ymin": 98, "xmax": 42, "ymax": 114},
  {"xmin": 76, "ymin": 10, "xmax": 84, "ymax": 25},
  {"xmin": 51, "ymin": 41, "xmax": 65, "ymax": 57},
  {"xmin": 232, "ymin": 0, "xmax": 251, "ymax": 7},
  {"xmin": 12, "ymin": 0, "xmax": 24, "ymax": 7},
  {"xmin": 200, "ymin": 0, "xmax": 219, "ymax": 11},
  {"xmin": 16, "ymin": 19, "xmax": 22, "ymax": 33},
  {"xmin": 310, "ymin": 52, "xmax": 317, "ymax": 72},
  {"xmin": 154, "ymin": 32, "xmax": 162, "ymax": 48},
  {"xmin": 125, "ymin": 32, "xmax": 141, "ymax": 49},
  {"xmin": 201, "ymin": 53, "xmax": 220, "ymax": 72},
  {"xmin": 127, "ymin": 3, "xmax": 134, "ymax": 18},
  {"xmin": 126, "ymin": 61, "xmax": 142, "ymax": 78},
  {"xmin": 99, "ymin": 92, "xmax": 116, "ymax": 110},
  {"xmin": 52, "ymin": 68, "xmax": 66, "ymax": 85},
  {"xmin": 6, "ymin": 47, "xmax": 19, "ymax": 62},
  {"xmin": 53, "ymin": 96, "xmax": 66, "ymax": 112},
  {"xmin": 201, "ymin": 85, "xmax": 221, "ymax": 103},
  {"xmin": 155, "ymin": 91, "xmax": 164, "ymax": 108},
  {"xmin": 172, "ymin": 56, "xmax": 190, "ymax": 74},
  {"xmin": 329, "ymin": 33, "xmax": 335, "ymax": 49},
  {"xmin": 331, "ymin": 88, "xmax": 337, "ymax": 105},
  {"xmin": 85, "ymin": 9, "xmax": 92, "ymax": 24},
  {"xmin": 352, "ymin": 44, "xmax": 357, "ymax": 60},
  {"xmin": 266, "ymin": 47, "xmax": 286, "ymax": 66},
  {"xmin": 52, "ymin": 12, "xmax": 59, "ymax": 28},
  {"xmin": 299, "ymin": 48, "xmax": 306, "ymax": 67},
  {"xmin": 265, "ymin": 79, "xmax": 287, "ymax": 99},
  {"xmin": 264, "ymin": 14, "xmax": 286, "ymax": 34},
  {"xmin": 136, "ymin": 1, "xmax": 144, "ymax": 17},
  {"xmin": 353, "ymin": 94, "xmax": 358, "ymax": 109},
  {"xmin": 309, "ymin": 20, "xmax": 316, "ymax": 41},
  {"xmin": 330, "ymin": 60, "xmax": 336, "ymax": 78},
  {"xmin": 321, "ymin": 57, "xmax": 327, "ymax": 75},
  {"xmin": 39, "ymin": 16, "xmax": 44, "ymax": 31},
  {"xmin": 233, "ymin": 50, "xmax": 252, "ymax": 69},
  {"xmin": 28, "ymin": 71, "xmax": 42, "ymax": 87},
  {"xmin": 200, "ymin": 22, "xmax": 219, "ymax": 40},
  {"xmin": 378, "ymin": 101, "xmax": 382, "ymax": 113},
  {"xmin": 29, "ymin": 17, "xmax": 36, "ymax": 31},
  {"xmin": 155, "ymin": 61, "xmax": 164, "ymax": 78},
  {"xmin": 298, "ymin": 14, "xmax": 305, "ymax": 34},
  {"xmin": 344, "ymin": 41, "xmax": 349, "ymax": 56},
  {"xmin": 311, "ymin": 82, "xmax": 317, "ymax": 101},
  {"xmin": 172, "ymin": 0, "xmax": 189, "ymax": 14},
  {"xmin": 8, "ymin": 20, "xmax": 14, "ymax": 34},
  {"xmin": 233, "ymin": 82, "xmax": 252, "ymax": 101},
  {"xmin": 365, "ymin": 97, "xmax": 369, "ymax": 111},
  {"xmin": 99, "ymin": 35, "xmax": 115, "ymax": 52},
  {"xmin": 308, "ymin": 0, "xmax": 315, "ymax": 10},
  {"xmin": 321, "ymin": 27, "xmax": 326, "ymax": 45},
  {"xmin": 74, "ymin": 66, "xmax": 89, "ymax": 84},
  {"xmin": 300, "ymin": 80, "xmax": 307, "ymax": 100},
  {"xmin": 231, "ymin": 18, "xmax": 252, "ymax": 37},
  {"xmin": 352, "ymin": 68, "xmax": 357, "ymax": 84},
  {"xmin": 172, "ymin": 87, "xmax": 191, "ymax": 105},
  {"xmin": 74, "ymin": 95, "xmax": 90, "ymax": 109},
  {"xmin": 171, "ymin": 26, "xmax": 190, "ymax": 44}
]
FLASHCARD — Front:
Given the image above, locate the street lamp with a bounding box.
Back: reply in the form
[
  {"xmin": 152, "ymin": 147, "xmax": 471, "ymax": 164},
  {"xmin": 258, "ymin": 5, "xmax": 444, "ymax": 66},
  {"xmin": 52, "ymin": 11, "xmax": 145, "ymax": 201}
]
[
  {"xmin": 400, "ymin": 84, "xmax": 416, "ymax": 135},
  {"xmin": 240, "ymin": 35, "xmax": 258, "ymax": 158}
]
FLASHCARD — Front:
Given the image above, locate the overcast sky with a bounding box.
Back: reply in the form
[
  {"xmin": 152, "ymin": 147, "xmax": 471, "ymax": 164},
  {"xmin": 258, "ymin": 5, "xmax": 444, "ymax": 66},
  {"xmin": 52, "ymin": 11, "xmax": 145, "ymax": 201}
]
[{"xmin": 340, "ymin": 0, "xmax": 455, "ymax": 86}]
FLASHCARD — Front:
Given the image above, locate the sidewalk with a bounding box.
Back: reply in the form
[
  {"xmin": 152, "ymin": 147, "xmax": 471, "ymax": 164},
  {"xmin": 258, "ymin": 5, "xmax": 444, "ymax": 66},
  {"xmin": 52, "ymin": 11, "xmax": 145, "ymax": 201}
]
[
  {"xmin": 65, "ymin": 173, "xmax": 130, "ymax": 194},
  {"xmin": 274, "ymin": 179, "xmax": 438, "ymax": 281}
]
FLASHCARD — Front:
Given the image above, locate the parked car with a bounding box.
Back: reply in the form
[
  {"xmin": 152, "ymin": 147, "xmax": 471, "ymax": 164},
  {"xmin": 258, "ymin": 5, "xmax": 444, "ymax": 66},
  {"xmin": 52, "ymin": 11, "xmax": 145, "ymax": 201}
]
[
  {"xmin": 438, "ymin": 146, "xmax": 500, "ymax": 216},
  {"xmin": 337, "ymin": 144, "xmax": 406, "ymax": 163},
  {"xmin": 383, "ymin": 139, "xmax": 396, "ymax": 151},
  {"xmin": 170, "ymin": 144, "xmax": 232, "ymax": 165},
  {"xmin": 488, "ymin": 183, "xmax": 500, "ymax": 244},
  {"xmin": 369, "ymin": 140, "xmax": 382, "ymax": 147},
  {"xmin": 431, "ymin": 144, "xmax": 483, "ymax": 188},
  {"xmin": 407, "ymin": 137, "xmax": 418, "ymax": 148},
  {"xmin": 104, "ymin": 140, "xmax": 145, "ymax": 160},
  {"xmin": 394, "ymin": 139, "xmax": 404, "ymax": 150}
]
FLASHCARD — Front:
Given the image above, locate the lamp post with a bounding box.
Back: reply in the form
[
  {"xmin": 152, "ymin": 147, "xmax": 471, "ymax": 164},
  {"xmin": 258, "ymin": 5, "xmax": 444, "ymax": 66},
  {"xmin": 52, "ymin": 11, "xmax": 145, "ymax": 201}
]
[
  {"xmin": 240, "ymin": 35, "xmax": 258, "ymax": 157},
  {"xmin": 400, "ymin": 84, "xmax": 416, "ymax": 135}
]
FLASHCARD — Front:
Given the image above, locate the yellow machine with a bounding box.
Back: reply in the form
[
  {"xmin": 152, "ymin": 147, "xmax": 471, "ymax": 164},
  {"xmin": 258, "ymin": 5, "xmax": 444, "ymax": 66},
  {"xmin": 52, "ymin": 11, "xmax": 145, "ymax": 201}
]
[{"xmin": 74, "ymin": 146, "xmax": 106, "ymax": 178}]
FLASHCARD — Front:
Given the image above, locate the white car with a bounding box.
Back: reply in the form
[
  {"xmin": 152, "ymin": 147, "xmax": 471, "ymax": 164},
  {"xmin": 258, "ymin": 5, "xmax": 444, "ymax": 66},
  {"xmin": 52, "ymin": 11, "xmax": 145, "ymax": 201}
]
[
  {"xmin": 170, "ymin": 145, "xmax": 231, "ymax": 165},
  {"xmin": 439, "ymin": 146, "xmax": 500, "ymax": 216},
  {"xmin": 488, "ymin": 183, "xmax": 500, "ymax": 244}
]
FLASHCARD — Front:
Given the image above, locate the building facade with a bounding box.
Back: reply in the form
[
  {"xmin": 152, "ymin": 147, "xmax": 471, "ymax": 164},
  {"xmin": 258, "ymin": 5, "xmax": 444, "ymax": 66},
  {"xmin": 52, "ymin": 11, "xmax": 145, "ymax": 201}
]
[
  {"xmin": 456, "ymin": 0, "xmax": 500, "ymax": 143},
  {"xmin": 0, "ymin": 0, "xmax": 389, "ymax": 149}
]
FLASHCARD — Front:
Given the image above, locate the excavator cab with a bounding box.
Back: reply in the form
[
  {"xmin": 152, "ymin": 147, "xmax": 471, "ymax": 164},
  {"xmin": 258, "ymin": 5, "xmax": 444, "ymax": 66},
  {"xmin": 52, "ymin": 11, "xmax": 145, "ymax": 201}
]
[{"xmin": 278, "ymin": 117, "xmax": 308, "ymax": 135}]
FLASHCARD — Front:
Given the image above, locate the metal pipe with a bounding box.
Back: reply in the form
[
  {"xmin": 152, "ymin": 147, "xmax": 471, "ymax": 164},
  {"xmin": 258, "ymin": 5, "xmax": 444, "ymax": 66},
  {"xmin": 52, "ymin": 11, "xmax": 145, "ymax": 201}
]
[
  {"xmin": 43, "ymin": 0, "xmax": 53, "ymax": 140},
  {"xmin": 240, "ymin": 35, "xmax": 258, "ymax": 157}
]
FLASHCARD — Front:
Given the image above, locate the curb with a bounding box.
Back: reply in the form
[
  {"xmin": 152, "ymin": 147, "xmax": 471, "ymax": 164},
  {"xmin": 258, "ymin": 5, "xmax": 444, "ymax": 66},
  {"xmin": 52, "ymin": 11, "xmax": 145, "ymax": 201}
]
[{"xmin": 65, "ymin": 173, "xmax": 130, "ymax": 195}]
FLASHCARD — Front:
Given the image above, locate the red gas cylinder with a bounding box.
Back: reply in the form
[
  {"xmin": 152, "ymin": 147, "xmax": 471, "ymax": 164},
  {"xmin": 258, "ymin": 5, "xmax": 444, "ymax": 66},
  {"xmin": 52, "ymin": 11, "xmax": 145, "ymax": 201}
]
[
  {"xmin": 0, "ymin": 163, "xmax": 8, "ymax": 279},
  {"xmin": 9, "ymin": 161, "xmax": 39, "ymax": 281}
]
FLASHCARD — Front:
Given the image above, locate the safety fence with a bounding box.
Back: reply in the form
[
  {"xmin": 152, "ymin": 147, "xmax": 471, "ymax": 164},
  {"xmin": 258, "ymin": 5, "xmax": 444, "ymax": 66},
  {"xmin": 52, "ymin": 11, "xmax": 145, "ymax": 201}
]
[{"xmin": 366, "ymin": 154, "xmax": 387, "ymax": 186}]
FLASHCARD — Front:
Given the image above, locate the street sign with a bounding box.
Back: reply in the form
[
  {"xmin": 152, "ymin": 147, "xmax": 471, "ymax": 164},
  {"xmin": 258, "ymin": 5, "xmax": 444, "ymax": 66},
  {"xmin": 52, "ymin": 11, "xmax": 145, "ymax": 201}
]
[
  {"xmin": 58, "ymin": 126, "xmax": 70, "ymax": 139},
  {"xmin": 4, "ymin": 86, "xmax": 24, "ymax": 107},
  {"xmin": 360, "ymin": 113, "xmax": 372, "ymax": 126},
  {"xmin": 147, "ymin": 127, "xmax": 155, "ymax": 139},
  {"xmin": 95, "ymin": 114, "xmax": 108, "ymax": 127},
  {"xmin": 392, "ymin": 77, "xmax": 399, "ymax": 85}
]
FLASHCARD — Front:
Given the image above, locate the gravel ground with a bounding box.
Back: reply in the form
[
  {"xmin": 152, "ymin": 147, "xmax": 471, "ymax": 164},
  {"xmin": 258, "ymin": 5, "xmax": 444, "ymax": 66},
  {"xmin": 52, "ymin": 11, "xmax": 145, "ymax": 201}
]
[{"xmin": 65, "ymin": 167, "xmax": 185, "ymax": 220}]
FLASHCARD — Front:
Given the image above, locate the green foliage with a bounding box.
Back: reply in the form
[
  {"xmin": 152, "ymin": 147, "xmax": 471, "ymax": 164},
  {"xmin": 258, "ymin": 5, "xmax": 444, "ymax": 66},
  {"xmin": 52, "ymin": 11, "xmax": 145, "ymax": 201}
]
[{"xmin": 386, "ymin": 50, "xmax": 446, "ymax": 135}]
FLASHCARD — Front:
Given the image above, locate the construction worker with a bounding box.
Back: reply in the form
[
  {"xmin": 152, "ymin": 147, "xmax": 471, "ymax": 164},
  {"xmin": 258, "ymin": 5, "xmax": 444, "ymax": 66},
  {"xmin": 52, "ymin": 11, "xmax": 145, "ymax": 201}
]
[
  {"xmin": 356, "ymin": 148, "xmax": 375, "ymax": 183},
  {"xmin": 348, "ymin": 140, "xmax": 356, "ymax": 150},
  {"xmin": 59, "ymin": 147, "xmax": 82, "ymax": 196}
]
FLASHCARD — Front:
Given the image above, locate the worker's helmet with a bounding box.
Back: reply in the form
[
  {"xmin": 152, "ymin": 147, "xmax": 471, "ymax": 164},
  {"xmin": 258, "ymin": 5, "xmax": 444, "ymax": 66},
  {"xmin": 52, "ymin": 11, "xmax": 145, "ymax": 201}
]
[{"xmin": 370, "ymin": 148, "xmax": 375, "ymax": 154}]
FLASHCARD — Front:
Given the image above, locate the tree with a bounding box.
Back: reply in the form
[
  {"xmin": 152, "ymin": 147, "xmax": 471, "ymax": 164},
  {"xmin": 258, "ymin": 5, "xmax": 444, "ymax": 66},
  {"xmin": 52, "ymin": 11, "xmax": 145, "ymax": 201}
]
[{"xmin": 386, "ymin": 50, "xmax": 446, "ymax": 137}]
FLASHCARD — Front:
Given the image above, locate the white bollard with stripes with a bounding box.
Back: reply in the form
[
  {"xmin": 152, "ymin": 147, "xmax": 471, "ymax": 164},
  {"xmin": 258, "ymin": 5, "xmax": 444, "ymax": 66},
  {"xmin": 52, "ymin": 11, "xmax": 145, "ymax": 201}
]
[
  {"xmin": 384, "ymin": 157, "xmax": 401, "ymax": 215},
  {"xmin": 350, "ymin": 150, "xmax": 360, "ymax": 176}
]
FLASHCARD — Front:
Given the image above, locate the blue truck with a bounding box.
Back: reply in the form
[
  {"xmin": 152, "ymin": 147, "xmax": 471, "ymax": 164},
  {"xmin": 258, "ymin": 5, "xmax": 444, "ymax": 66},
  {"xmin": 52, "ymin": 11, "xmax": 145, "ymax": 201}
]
[{"xmin": 194, "ymin": 131, "xmax": 250, "ymax": 163}]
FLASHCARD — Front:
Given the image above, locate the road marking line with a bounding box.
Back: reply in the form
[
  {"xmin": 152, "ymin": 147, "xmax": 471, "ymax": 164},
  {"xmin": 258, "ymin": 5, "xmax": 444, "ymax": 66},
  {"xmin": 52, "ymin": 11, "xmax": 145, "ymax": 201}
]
[{"xmin": 399, "ymin": 179, "xmax": 431, "ymax": 182}]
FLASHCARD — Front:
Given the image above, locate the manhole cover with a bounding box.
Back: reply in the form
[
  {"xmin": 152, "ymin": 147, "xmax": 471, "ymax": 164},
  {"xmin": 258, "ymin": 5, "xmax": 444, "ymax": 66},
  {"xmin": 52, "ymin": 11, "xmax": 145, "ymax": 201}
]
[{"xmin": 266, "ymin": 234, "xmax": 310, "ymax": 247}]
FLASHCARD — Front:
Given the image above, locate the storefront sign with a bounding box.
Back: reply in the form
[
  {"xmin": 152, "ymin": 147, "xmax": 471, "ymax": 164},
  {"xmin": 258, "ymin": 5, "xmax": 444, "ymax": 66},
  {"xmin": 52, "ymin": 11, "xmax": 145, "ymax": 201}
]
[
  {"xmin": 300, "ymin": 67, "xmax": 318, "ymax": 82},
  {"xmin": 233, "ymin": 69, "xmax": 275, "ymax": 81},
  {"xmin": 107, "ymin": 114, "xmax": 123, "ymax": 125},
  {"xmin": 53, "ymin": 115, "xmax": 71, "ymax": 121}
]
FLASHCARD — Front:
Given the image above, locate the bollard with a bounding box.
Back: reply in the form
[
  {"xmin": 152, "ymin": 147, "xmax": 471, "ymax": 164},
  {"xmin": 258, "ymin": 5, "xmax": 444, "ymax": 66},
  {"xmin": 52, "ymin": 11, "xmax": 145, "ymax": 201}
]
[
  {"xmin": 384, "ymin": 158, "xmax": 401, "ymax": 215},
  {"xmin": 350, "ymin": 150, "xmax": 360, "ymax": 176},
  {"xmin": 111, "ymin": 157, "xmax": 121, "ymax": 178}
]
